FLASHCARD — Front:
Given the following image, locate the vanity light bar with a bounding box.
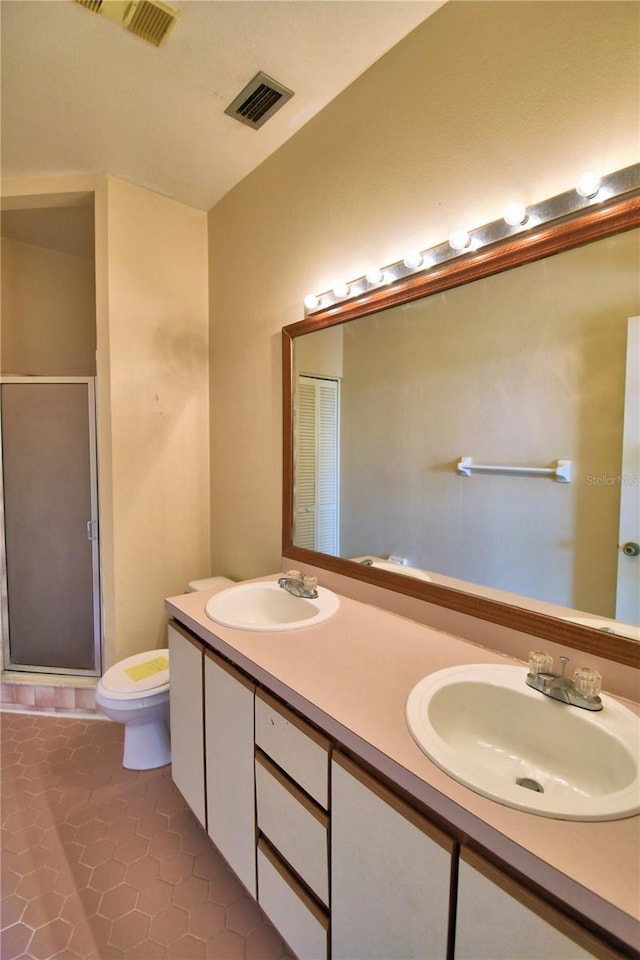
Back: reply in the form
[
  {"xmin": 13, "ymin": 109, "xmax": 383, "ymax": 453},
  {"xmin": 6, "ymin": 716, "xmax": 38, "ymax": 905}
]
[{"xmin": 303, "ymin": 163, "xmax": 640, "ymax": 314}]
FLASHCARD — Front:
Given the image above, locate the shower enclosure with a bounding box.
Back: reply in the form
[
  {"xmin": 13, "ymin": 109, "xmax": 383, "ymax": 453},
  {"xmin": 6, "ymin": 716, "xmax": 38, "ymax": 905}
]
[{"xmin": 0, "ymin": 377, "xmax": 101, "ymax": 675}]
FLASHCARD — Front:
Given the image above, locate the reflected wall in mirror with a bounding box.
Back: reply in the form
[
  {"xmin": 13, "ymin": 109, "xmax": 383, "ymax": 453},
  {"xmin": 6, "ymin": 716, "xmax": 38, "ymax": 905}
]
[{"xmin": 283, "ymin": 192, "xmax": 640, "ymax": 667}]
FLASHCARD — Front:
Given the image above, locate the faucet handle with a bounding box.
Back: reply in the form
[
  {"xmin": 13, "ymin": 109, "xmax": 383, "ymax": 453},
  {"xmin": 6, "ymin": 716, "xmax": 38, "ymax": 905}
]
[
  {"xmin": 574, "ymin": 667, "xmax": 602, "ymax": 699},
  {"xmin": 302, "ymin": 575, "xmax": 318, "ymax": 591},
  {"xmin": 284, "ymin": 569, "xmax": 301, "ymax": 580},
  {"xmin": 528, "ymin": 651, "xmax": 554, "ymax": 675}
]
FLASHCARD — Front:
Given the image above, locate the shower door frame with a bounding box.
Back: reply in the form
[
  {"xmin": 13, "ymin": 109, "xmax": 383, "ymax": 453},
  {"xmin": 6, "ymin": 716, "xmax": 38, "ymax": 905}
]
[{"xmin": 0, "ymin": 376, "xmax": 102, "ymax": 677}]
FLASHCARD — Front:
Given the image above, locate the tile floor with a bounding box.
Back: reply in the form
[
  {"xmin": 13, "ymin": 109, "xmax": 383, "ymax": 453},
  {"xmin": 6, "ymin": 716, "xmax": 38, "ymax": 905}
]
[{"xmin": 1, "ymin": 711, "xmax": 296, "ymax": 960}]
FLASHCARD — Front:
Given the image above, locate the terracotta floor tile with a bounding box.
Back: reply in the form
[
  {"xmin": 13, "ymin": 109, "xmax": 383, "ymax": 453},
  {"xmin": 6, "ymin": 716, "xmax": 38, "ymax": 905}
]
[
  {"xmin": 99, "ymin": 882, "xmax": 138, "ymax": 920},
  {"xmin": 51, "ymin": 862, "xmax": 92, "ymax": 898},
  {"xmin": 1, "ymin": 892, "xmax": 27, "ymax": 927},
  {"xmin": 149, "ymin": 903, "xmax": 189, "ymax": 946},
  {"xmin": 88, "ymin": 859, "xmax": 127, "ymax": 893},
  {"xmin": 204, "ymin": 928, "xmax": 245, "ymax": 959},
  {"xmin": 66, "ymin": 914, "xmax": 112, "ymax": 956},
  {"xmin": 1, "ymin": 712, "xmax": 295, "ymax": 960},
  {"xmin": 136, "ymin": 878, "xmax": 173, "ymax": 917},
  {"xmin": 124, "ymin": 856, "xmax": 161, "ymax": 889},
  {"xmin": 15, "ymin": 866, "xmax": 58, "ymax": 902},
  {"xmin": 157, "ymin": 851, "xmax": 194, "ymax": 885},
  {"xmin": 59, "ymin": 886, "xmax": 101, "ymax": 924},
  {"xmin": 188, "ymin": 900, "xmax": 226, "ymax": 940},
  {"xmin": 226, "ymin": 894, "xmax": 265, "ymax": 936},
  {"xmin": 28, "ymin": 917, "xmax": 73, "ymax": 960},
  {"xmin": 1, "ymin": 919, "xmax": 33, "ymax": 959},
  {"xmin": 166, "ymin": 932, "xmax": 206, "ymax": 959},
  {"xmin": 206, "ymin": 866, "xmax": 246, "ymax": 907},
  {"xmin": 172, "ymin": 874, "xmax": 210, "ymax": 911},
  {"xmin": 147, "ymin": 831, "xmax": 181, "ymax": 861},
  {"xmin": 113, "ymin": 834, "xmax": 153, "ymax": 865},
  {"xmin": 246, "ymin": 922, "xmax": 297, "ymax": 960},
  {"xmin": 21, "ymin": 889, "xmax": 65, "ymax": 928},
  {"xmin": 104, "ymin": 815, "xmax": 139, "ymax": 843},
  {"xmin": 108, "ymin": 909, "xmax": 151, "ymax": 950},
  {"xmin": 80, "ymin": 836, "xmax": 116, "ymax": 867}
]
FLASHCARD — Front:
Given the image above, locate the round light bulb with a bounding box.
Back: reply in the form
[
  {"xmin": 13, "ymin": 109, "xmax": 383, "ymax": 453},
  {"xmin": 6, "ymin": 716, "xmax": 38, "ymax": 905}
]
[
  {"xmin": 332, "ymin": 281, "xmax": 350, "ymax": 299},
  {"xmin": 504, "ymin": 203, "xmax": 529, "ymax": 227},
  {"xmin": 403, "ymin": 250, "xmax": 423, "ymax": 270},
  {"xmin": 303, "ymin": 293, "xmax": 320, "ymax": 310},
  {"xmin": 449, "ymin": 230, "xmax": 471, "ymax": 251},
  {"xmin": 366, "ymin": 267, "xmax": 384, "ymax": 285},
  {"xmin": 577, "ymin": 172, "xmax": 601, "ymax": 199}
]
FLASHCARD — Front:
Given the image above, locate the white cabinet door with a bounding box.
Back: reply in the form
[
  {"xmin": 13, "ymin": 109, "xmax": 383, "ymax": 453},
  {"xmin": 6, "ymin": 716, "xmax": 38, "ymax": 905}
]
[
  {"xmin": 168, "ymin": 623, "xmax": 205, "ymax": 826},
  {"xmin": 331, "ymin": 752, "xmax": 454, "ymax": 960},
  {"xmin": 455, "ymin": 850, "xmax": 602, "ymax": 960},
  {"xmin": 204, "ymin": 649, "xmax": 256, "ymax": 897}
]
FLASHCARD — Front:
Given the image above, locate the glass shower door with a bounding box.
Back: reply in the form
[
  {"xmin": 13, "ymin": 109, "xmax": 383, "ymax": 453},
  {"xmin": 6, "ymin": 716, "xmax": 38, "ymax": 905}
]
[{"xmin": 0, "ymin": 378, "xmax": 101, "ymax": 674}]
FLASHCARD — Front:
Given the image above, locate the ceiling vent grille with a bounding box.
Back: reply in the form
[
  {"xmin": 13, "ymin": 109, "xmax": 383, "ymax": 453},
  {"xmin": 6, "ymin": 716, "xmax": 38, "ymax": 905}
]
[
  {"xmin": 73, "ymin": 0, "xmax": 178, "ymax": 47},
  {"xmin": 124, "ymin": 0, "xmax": 177, "ymax": 46},
  {"xmin": 225, "ymin": 72, "xmax": 294, "ymax": 130},
  {"xmin": 75, "ymin": 0, "xmax": 104, "ymax": 10}
]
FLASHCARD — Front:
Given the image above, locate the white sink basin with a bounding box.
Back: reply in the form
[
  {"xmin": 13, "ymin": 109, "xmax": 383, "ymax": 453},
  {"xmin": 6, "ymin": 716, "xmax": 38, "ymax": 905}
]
[
  {"xmin": 406, "ymin": 664, "xmax": 640, "ymax": 820},
  {"xmin": 205, "ymin": 581, "xmax": 340, "ymax": 632},
  {"xmin": 366, "ymin": 560, "xmax": 432, "ymax": 582}
]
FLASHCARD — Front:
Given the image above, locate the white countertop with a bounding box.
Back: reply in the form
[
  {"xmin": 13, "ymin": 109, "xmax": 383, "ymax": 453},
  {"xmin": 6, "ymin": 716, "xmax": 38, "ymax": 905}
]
[{"xmin": 165, "ymin": 581, "xmax": 640, "ymax": 953}]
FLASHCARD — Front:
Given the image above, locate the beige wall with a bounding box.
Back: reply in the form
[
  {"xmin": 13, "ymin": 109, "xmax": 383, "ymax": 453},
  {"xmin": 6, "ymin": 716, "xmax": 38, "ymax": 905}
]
[
  {"xmin": 294, "ymin": 325, "xmax": 343, "ymax": 381},
  {"xmin": 104, "ymin": 176, "xmax": 210, "ymax": 663},
  {"xmin": 1, "ymin": 236, "xmax": 96, "ymax": 376},
  {"xmin": 207, "ymin": 0, "xmax": 640, "ymax": 580},
  {"xmin": 1, "ymin": 174, "xmax": 211, "ymax": 669}
]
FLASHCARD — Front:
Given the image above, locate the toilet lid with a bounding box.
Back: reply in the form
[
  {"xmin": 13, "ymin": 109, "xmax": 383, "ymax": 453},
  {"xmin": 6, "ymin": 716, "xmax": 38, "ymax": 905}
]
[{"xmin": 101, "ymin": 649, "xmax": 170, "ymax": 695}]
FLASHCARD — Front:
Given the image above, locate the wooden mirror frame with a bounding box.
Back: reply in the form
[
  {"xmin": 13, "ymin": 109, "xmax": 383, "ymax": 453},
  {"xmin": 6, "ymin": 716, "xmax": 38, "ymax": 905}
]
[{"xmin": 283, "ymin": 192, "xmax": 640, "ymax": 668}]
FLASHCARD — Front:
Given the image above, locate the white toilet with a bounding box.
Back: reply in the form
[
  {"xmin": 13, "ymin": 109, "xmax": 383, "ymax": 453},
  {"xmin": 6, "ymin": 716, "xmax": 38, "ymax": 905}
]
[{"xmin": 96, "ymin": 649, "xmax": 171, "ymax": 770}]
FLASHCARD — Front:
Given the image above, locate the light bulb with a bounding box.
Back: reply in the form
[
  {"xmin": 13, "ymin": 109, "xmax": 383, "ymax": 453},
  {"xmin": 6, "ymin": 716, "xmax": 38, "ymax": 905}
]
[
  {"xmin": 366, "ymin": 267, "xmax": 384, "ymax": 285},
  {"xmin": 304, "ymin": 293, "xmax": 320, "ymax": 310},
  {"xmin": 403, "ymin": 250, "xmax": 424, "ymax": 270},
  {"xmin": 504, "ymin": 203, "xmax": 529, "ymax": 226},
  {"xmin": 332, "ymin": 281, "xmax": 350, "ymax": 299},
  {"xmin": 449, "ymin": 230, "xmax": 471, "ymax": 251},
  {"xmin": 577, "ymin": 172, "xmax": 601, "ymax": 199}
]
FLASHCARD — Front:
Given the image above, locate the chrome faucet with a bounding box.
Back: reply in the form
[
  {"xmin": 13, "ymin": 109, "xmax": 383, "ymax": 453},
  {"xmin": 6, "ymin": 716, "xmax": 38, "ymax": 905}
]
[
  {"xmin": 277, "ymin": 570, "xmax": 319, "ymax": 599},
  {"xmin": 526, "ymin": 652, "xmax": 603, "ymax": 711}
]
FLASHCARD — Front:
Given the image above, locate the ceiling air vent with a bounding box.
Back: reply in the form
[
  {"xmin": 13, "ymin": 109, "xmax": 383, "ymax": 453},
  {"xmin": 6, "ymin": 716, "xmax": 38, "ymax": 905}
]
[
  {"xmin": 225, "ymin": 72, "xmax": 294, "ymax": 130},
  {"xmin": 73, "ymin": 0, "xmax": 178, "ymax": 48}
]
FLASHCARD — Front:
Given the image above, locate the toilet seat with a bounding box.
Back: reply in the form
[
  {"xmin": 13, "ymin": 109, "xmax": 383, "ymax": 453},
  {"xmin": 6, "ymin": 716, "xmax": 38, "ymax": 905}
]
[{"xmin": 99, "ymin": 649, "xmax": 170, "ymax": 700}]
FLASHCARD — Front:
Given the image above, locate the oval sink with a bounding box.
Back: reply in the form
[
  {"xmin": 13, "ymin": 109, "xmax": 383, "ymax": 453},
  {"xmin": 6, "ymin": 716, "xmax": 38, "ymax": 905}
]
[
  {"xmin": 205, "ymin": 581, "xmax": 340, "ymax": 632},
  {"xmin": 406, "ymin": 664, "xmax": 640, "ymax": 820},
  {"xmin": 368, "ymin": 560, "xmax": 432, "ymax": 582}
]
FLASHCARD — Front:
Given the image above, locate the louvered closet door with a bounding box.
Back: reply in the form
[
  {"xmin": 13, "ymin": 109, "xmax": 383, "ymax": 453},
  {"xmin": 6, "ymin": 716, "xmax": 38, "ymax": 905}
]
[{"xmin": 294, "ymin": 376, "xmax": 339, "ymax": 554}]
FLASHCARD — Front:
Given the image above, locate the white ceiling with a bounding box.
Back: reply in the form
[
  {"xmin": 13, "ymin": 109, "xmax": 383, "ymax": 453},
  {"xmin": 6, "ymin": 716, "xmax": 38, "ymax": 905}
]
[{"xmin": 1, "ymin": 0, "xmax": 444, "ymax": 213}]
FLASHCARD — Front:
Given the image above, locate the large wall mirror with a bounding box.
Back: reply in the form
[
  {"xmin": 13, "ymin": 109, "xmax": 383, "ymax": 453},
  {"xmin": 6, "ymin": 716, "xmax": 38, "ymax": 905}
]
[{"xmin": 283, "ymin": 185, "xmax": 640, "ymax": 668}]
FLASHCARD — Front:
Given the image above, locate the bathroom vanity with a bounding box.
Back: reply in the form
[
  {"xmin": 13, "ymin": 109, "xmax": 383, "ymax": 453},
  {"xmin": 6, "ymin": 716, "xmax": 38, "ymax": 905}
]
[{"xmin": 165, "ymin": 582, "xmax": 640, "ymax": 960}]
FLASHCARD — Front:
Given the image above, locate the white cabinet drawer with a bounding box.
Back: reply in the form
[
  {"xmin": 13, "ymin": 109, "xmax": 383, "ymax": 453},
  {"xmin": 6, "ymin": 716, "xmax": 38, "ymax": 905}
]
[
  {"xmin": 256, "ymin": 751, "xmax": 329, "ymax": 905},
  {"xmin": 257, "ymin": 839, "xmax": 328, "ymax": 960},
  {"xmin": 255, "ymin": 691, "xmax": 330, "ymax": 808}
]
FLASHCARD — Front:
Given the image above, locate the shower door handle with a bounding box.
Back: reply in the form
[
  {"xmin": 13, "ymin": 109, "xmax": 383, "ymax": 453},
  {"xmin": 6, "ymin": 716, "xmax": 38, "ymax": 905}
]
[{"xmin": 86, "ymin": 520, "xmax": 98, "ymax": 541}]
